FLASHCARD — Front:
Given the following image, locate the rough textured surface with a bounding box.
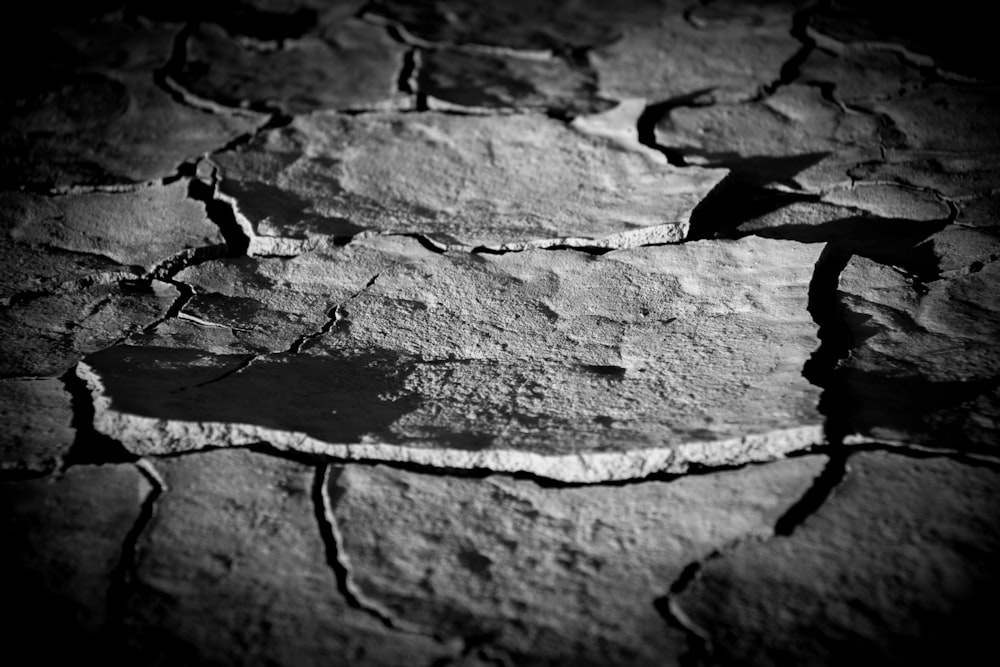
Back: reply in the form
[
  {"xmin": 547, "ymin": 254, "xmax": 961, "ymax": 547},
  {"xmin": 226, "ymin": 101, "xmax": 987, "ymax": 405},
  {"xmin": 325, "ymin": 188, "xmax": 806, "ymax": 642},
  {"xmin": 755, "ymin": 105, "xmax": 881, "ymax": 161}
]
[
  {"xmin": 1, "ymin": 14, "xmax": 258, "ymax": 188},
  {"xmin": 0, "ymin": 464, "xmax": 151, "ymax": 661},
  {"xmin": 81, "ymin": 235, "xmax": 824, "ymax": 481},
  {"xmin": 420, "ymin": 50, "xmax": 607, "ymax": 115},
  {"xmin": 593, "ymin": 1, "xmax": 801, "ymax": 103},
  {"xmin": 1, "ymin": 280, "xmax": 179, "ymax": 377},
  {"xmin": 835, "ymin": 256, "xmax": 1000, "ymax": 453},
  {"xmin": 214, "ymin": 111, "xmax": 726, "ymax": 250},
  {"xmin": 333, "ymin": 456, "xmax": 825, "ymax": 666},
  {"xmin": 0, "ymin": 378, "xmax": 75, "ymax": 474},
  {"xmin": 4, "ymin": 2, "xmax": 1000, "ymax": 665},
  {"xmin": 116, "ymin": 450, "xmax": 456, "ymax": 666},
  {"xmin": 171, "ymin": 19, "xmax": 408, "ymax": 113},
  {"xmin": 675, "ymin": 452, "xmax": 1000, "ymax": 666},
  {"xmin": 1, "ymin": 180, "xmax": 224, "ymax": 274}
]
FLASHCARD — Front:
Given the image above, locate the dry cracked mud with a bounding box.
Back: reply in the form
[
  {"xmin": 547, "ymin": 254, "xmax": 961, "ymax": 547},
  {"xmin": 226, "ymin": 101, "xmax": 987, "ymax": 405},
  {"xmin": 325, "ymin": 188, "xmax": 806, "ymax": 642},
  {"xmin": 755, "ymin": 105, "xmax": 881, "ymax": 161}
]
[{"xmin": 2, "ymin": 1, "xmax": 998, "ymax": 665}]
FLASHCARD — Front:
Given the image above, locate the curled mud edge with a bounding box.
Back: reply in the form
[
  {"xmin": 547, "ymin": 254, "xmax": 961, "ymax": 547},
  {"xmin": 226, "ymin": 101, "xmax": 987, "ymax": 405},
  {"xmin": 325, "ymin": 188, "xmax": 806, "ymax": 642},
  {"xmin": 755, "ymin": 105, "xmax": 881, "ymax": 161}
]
[{"xmin": 79, "ymin": 361, "xmax": 825, "ymax": 483}]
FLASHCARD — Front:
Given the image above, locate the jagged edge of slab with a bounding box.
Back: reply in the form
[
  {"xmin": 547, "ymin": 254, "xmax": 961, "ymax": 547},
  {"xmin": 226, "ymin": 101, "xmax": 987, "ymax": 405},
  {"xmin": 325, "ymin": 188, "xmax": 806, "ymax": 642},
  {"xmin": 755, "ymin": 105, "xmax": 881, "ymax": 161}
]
[{"xmin": 79, "ymin": 362, "xmax": 824, "ymax": 483}]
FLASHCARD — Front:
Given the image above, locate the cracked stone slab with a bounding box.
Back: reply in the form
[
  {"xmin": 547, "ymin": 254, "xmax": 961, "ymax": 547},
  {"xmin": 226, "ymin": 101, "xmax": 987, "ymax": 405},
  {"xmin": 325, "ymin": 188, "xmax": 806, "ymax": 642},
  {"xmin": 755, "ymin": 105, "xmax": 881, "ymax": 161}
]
[
  {"xmin": 675, "ymin": 451, "xmax": 1000, "ymax": 666},
  {"xmin": 365, "ymin": 0, "xmax": 671, "ymax": 51},
  {"xmin": 1, "ymin": 15, "xmax": 260, "ymax": 188},
  {"xmin": 1, "ymin": 180, "xmax": 224, "ymax": 276},
  {"xmin": 214, "ymin": 111, "xmax": 726, "ymax": 251},
  {"xmin": 81, "ymin": 235, "xmax": 824, "ymax": 482},
  {"xmin": 0, "ymin": 378, "xmax": 75, "ymax": 475},
  {"xmin": 836, "ymin": 256, "xmax": 1000, "ymax": 452},
  {"xmin": 170, "ymin": 19, "xmax": 408, "ymax": 114},
  {"xmin": 0, "ymin": 463, "xmax": 151, "ymax": 661},
  {"xmin": 654, "ymin": 85, "xmax": 884, "ymax": 192},
  {"xmin": 117, "ymin": 449, "xmax": 460, "ymax": 666},
  {"xmin": 332, "ymin": 455, "xmax": 824, "ymax": 666},
  {"xmin": 419, "ymin": 49, "xmax": 608, "ymax": 115},
  {"xmin": 592, "ymin": 0, "xmax": 802, "ymax": 104},
  {"xmin": 1, "ymin": 280, "xmax": 179, "ymax": 377}
]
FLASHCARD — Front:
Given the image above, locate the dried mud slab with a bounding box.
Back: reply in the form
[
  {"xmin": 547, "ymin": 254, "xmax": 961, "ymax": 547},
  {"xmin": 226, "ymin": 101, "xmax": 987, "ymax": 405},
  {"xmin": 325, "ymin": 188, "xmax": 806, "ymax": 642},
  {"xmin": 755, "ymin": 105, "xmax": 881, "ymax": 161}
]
[
  {"xmin": 0, "ymin": 16, "xmax": 259, "ymax": 188},
  {"xmin": 171, "ymin": 19, "xmax": 408, "ymax": 113},
  {"xmin": 1, "ymin": 180, "xmax": 224, "ymax": 276},
  {"xmin": 593, "ymin": 1, "xmax": 801, "ymax": 103},
  {"xmin": 674, "ymin": 451, "xmax": 1000, "ymax": 666},
  {"xmin": 836, "ymin": 255, "xmax": 1000, "ymax": 452},
  {"xmin": 331, "ymin": 456, "xmax": 825, "ymax": 666},
  {"xmin": 0, "ymin": 464, "xmax": 152, "ymax": 662},
  {"xmin": 116, "ymin": 450, "xmax": 460, "ymax": 666},
  {"xmin": 214, "ymin": 111, "xmax": 727, "ymax": 251},
  {"xmin": 81, "ymin": 235, "xmax": 824, "ymax": 482},
  {"xmin": 0, "ymin": 378, "xmax": 75, "ymax": 475}
]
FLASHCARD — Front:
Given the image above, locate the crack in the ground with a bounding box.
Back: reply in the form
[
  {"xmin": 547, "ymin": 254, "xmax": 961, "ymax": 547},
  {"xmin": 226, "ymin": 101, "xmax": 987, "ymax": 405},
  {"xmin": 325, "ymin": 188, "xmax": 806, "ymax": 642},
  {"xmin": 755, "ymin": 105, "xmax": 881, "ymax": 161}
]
[
  {"xmin": 287, "ymin": 273, "xmax": 381, "ymax": 354},
  {"xmin": 655, "ymin": 448, "xmax": 845, "ymax": 666},
  {"xmin": 187, "ymin": 171, "xmax": 252, "ymax": 257},
  {"xmin": 752, "ymin": 2, "xmax": 820, "ymax": 101},
  {"xmin": 140, "ymin": 279, "xmax": 195, "ymax": 335},
  {"xmin": 314, "ymin": 464, "xmax": 425, "ymax": 633},
  {"xmin": 60, "ymin": 365, "xmax": 136, "ymax": 467},
  {"xmin": 802, "ymin": 244, "xmax": 855, "ymax": 443},
  {"xmin": 104, "ymin": 458, "xmax": 166, "ymax": 634}
]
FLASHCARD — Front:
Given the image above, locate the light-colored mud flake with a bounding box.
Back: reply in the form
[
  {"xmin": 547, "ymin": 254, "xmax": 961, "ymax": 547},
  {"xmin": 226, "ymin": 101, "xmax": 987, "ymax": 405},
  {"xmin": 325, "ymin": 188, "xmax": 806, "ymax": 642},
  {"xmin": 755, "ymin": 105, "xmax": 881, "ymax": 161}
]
[
  {"xmin": 0, "ymin": 464, "xmax": 152, "ymax": 662},
  {"xmin": 675, "ymin": 451, "xmax": 1000, "ymax": 666},
  {"xmin": 3, "ymin": 180, "xmax": 224, "ymax": 274},
  {"xmin": 214, "ymin": 111, "xmax": 726, "ymax": 250},
  {"xmin": 116, "ymin": 449, "xmax": 457, "ymax": 666},
  {"xmin": 0, "ymin": 378, "xmax": 75, "ymax": 474},
  {"xmin": 81, "ymin": 235, "xmax": 824, "ymax": 481},
  {"xmin": 836, "ymin": 255, "xmax": 1000, "ymax": 451},
  {"xmin": 331, "ymin": 456, "xmax": 824, "ymax": 666}
]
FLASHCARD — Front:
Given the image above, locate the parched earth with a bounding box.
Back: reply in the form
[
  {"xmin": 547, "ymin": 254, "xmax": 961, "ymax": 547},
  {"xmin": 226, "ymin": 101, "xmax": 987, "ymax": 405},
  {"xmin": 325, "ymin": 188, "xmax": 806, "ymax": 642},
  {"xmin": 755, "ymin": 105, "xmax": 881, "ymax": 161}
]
[{"xmin": 2, "ymin": 1, "xmax": 999, "ymax": 665}]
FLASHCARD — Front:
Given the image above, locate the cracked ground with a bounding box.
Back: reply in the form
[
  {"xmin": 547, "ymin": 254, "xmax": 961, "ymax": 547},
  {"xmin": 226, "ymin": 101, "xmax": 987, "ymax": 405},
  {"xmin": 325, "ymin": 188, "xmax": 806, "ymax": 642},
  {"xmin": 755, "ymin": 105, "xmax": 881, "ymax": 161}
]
[{"xmin": 2, "ymin": 1, "xmax": 999, "ymax": 665}]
